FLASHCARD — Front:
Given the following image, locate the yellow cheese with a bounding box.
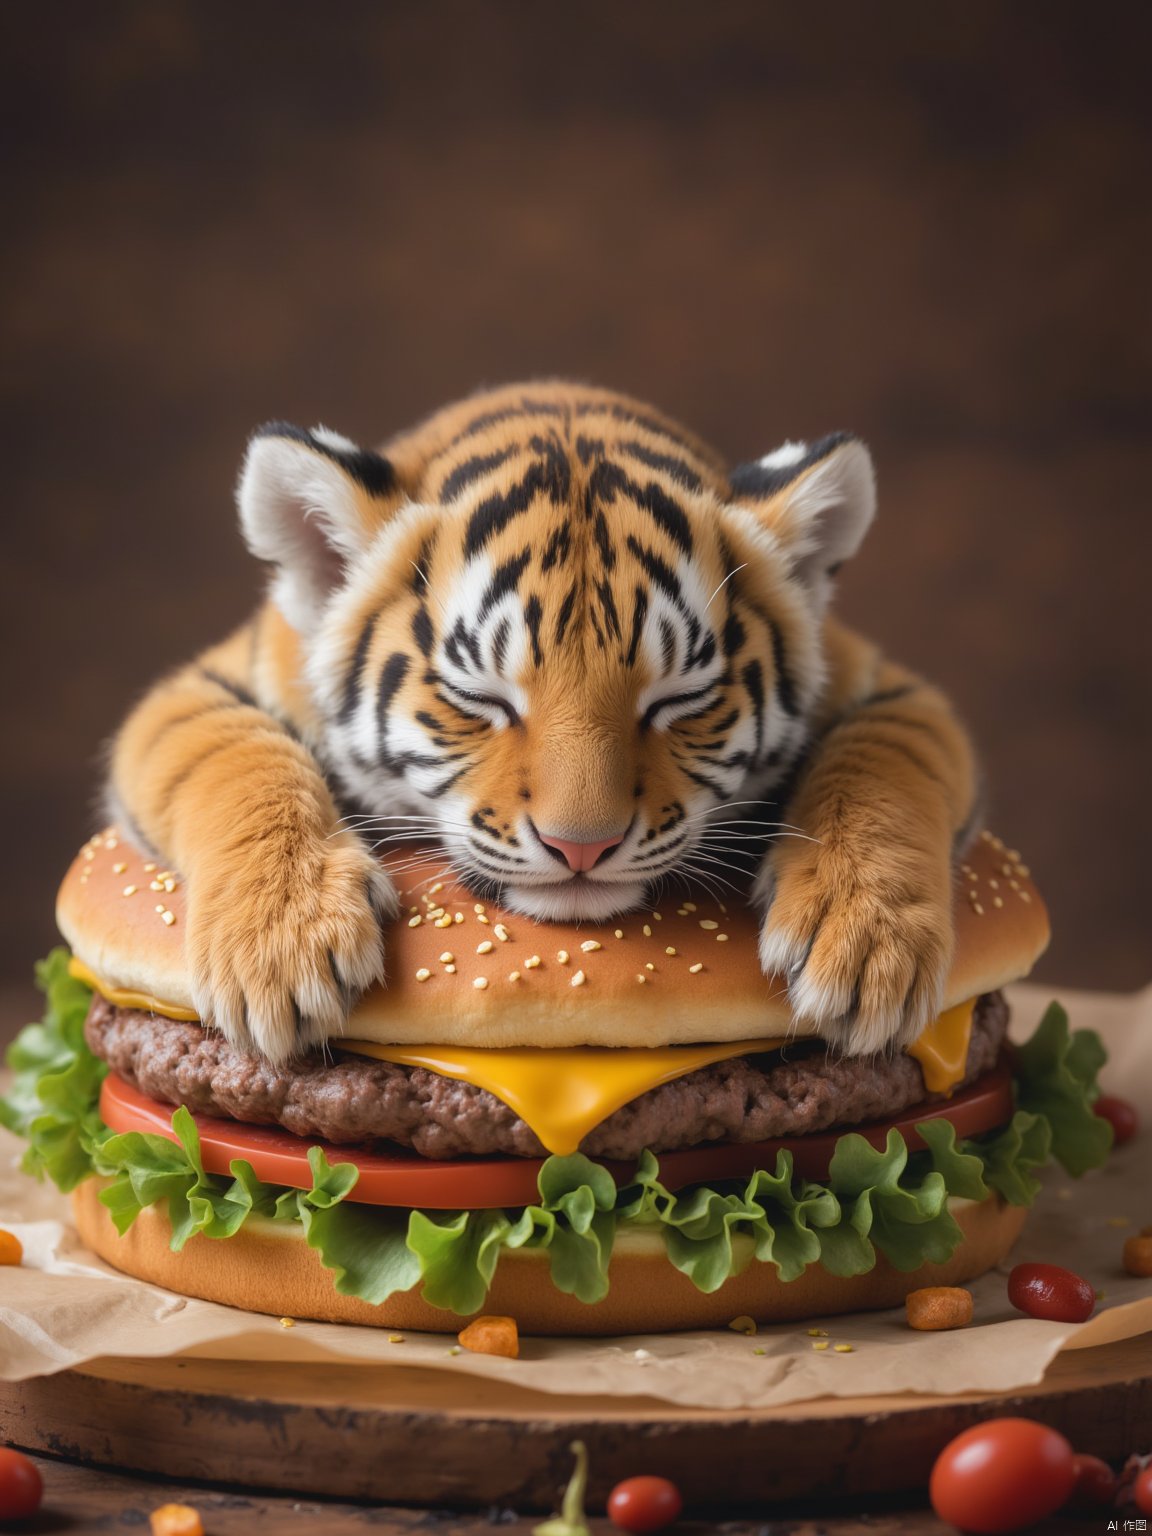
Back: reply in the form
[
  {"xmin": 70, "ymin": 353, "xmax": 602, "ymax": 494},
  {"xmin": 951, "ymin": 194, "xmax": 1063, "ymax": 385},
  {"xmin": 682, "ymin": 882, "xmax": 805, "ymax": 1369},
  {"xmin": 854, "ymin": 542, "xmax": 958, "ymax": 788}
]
[
  {"xmin": 906, "ymin": 999, "xmax": 975, "ymax": 1095},
  {"xmin": 69, "ymin": 951, "xmax": 976, "ymax": 1152},
  {"xmin": 68, "ymin": 957, "xmax": 200, "ymax": 1023},
  {"xmin": 338, "ymin": 1038, "xmax": 788, "ymax": 1156}
]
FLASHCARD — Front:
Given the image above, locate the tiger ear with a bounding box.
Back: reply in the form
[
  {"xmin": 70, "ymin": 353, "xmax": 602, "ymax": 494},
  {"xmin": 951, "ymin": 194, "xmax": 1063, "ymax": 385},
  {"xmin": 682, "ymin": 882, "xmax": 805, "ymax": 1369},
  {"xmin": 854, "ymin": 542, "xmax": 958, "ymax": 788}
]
[
  {"xmin": 728, "ymin": 434, "xmax": 876, "ymax": 599},
  {"xmin": 237, "ymin": 422, "xmax": 399, "ymax": 630}
]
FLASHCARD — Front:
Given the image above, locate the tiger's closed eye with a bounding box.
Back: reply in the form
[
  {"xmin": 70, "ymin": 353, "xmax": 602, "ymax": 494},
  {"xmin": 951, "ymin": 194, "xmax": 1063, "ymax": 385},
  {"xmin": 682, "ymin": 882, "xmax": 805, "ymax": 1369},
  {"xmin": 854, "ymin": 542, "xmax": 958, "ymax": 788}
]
[
  {"xmin": 445, "ymin": 685, "xmax": 522, "ymax": 727},
  {"xmin": 640, "ymin": 684, "xmax": 720, "ymax": 731}
]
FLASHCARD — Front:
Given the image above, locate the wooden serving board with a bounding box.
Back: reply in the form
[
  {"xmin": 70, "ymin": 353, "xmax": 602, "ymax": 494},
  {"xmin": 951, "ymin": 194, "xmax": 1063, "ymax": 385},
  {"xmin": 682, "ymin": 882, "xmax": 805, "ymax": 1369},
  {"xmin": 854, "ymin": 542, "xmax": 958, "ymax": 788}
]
[{"xmin": 2, "ymin": 1334, "xmax": 1150, "ymax": 1512}]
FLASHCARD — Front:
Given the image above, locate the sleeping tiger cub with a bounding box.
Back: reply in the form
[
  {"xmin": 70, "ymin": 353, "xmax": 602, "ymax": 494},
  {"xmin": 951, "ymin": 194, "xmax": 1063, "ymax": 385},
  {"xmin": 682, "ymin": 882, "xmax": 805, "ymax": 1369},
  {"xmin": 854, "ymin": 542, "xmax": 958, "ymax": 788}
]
[{"xmin": 109, "ymin": 382, "xmax": 980, "ymax": 1064}]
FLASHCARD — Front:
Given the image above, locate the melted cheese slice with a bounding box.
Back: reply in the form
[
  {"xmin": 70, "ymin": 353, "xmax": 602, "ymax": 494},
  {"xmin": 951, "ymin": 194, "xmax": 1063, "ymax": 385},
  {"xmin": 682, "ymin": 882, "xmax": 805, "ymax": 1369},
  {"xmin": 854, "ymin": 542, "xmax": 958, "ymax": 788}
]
[{"xmin": 70, "ymin": 955, "xmax": 976, "ymax": 1156}]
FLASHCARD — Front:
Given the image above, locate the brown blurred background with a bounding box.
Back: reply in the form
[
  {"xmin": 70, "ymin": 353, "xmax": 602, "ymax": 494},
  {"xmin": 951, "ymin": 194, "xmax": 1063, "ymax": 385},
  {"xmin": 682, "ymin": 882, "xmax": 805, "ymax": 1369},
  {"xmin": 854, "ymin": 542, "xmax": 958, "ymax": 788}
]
[{"xmin": 2, "ymin": 1, "xmax": 1150, "ymax": 1029}]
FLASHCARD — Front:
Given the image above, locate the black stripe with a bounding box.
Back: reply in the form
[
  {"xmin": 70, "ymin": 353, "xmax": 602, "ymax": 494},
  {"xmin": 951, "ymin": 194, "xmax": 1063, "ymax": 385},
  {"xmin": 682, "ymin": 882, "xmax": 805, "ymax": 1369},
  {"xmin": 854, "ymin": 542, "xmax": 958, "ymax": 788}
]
[
  {"xmin": 252, "ymin": 422, "xmax": 395, "ymax": 498},
  {"xmin": 199, "ymin": 668, "xmax": 260, "ymax": 710},
  {"xmin": 618, "ymin": 440, "xmax": 704, "ymax": 493},
  {"xmin": 464, "ymin": 437, "xmax": 570, "ymax": 559},
  {"xmin": 157, "ymin": 740, "xmax": 236, "ymax": 805},
  {"xmin": 492, "ymin": 616, "xmax": 511, "ymax": 673},
  {"xmin": 590, "ymin": 460, "xmax": 693, "ymax": 557},
  {"xmin": 479, "ymin": 547, "xmax": 532, "ymax": 622},
  {"xmin": 411, "ymin": 606, "xmax": 434, "ymax": 658},
  {"xmin": 595, "ymin": 578, "xmax": 621, "ymax": 642},
  {"xmin": 767, "ymin": 620, "xmax": 799, "ymax": 715},
  {"xmin": 524, "ymin": 595, "xmax": 544, "ymax": 666},
  {"xmin": 338, "ymin": 615, "xmax": 377, "ymax": 722},
  {"xmin": 625, "ymin": 585, "xmax": 648, "ymax": 666},
  {"xmin": 722, "ymin": 612, "xmax": 746, "ymax": 656},
  {"xmin": 139, "ymin": 700, "xmax": 243, "ymax": 760},
  {"xmin": 742, "ymin": 659, "xmax": 765, "ymax": 759},
  {"xmin": 541, "ymin": 521, "xmax": 572, "ymax": 572},
  {"xmin": 571, "ymin": 401, "xmax": 701, "ymax": 454},
  {"xmin": 555, "ymin": 581, "xmax": 580, "ymax": 646},
  {"xmin": 375, "ymin": 652, "xmax": 410, "ymax": 766},
  {"xmin": 862, "ymin": 682, "xmax": 919, "ymax": 707},
  {"xmin": 625, "ymin": 536, "xmax": 681, "ymax": 604},
  {"xmin": 438, "ymin": 445, "xmax": 516, "ymax": 503},
  {"xmin": 593, "ymin": 509, "xmax": 616, "ymax": 571}
]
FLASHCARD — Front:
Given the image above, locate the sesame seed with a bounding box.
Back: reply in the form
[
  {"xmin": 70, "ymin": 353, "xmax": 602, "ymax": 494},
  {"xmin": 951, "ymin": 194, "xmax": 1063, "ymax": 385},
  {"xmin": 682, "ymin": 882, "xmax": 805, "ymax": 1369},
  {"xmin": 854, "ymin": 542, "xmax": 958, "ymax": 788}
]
[
  {"xmin": 143, "ymin": 862, "xmax": 157, "ymax": 872},
  {"xmin": 150, "ymin": 879, "xmax": 164, "ymax": 891},
  {"xmin": 408, "ymin": 915, "xmax": 423, "ymax": 928},
  {"xmin": 454, "ymin": 912, "xmax": 464, "ymax": 923},
  {"xmin": 643, "ymin": 924, "xmax": 653, "ymax": 937},
  {"xmin": 1008, "ymin": 848, "xmax": 1021, "ymax": 861},
  {"xmin": 636, "ymin": 974, "xmax": 647, "ymax": 984},
  {"xmin": 614, "ymin": 928, "xmax": 624, "ymax": 939},
  {"xmin": 645, "ymin": 962, "xmax": 655, "ymax": 971},
  {"xmin": 163, "ymin": 877, "xmax": 177, "ymax": 893},
  {"xmin": 1009, "ymin": 879, "xmax": 1020, "ymax": 890},
  {"xmin": 677, "ymin": 908, "xmax": 689, "ymax": 916},
  {"xmin": 476, "ymin": 940, "xmax": 494, "ymax": 955},
  {"xmin": 689, "ymin": 963, "xmax": 703, "ymax": 974},
  {"xmin": 477, "ymin": 914, "xmax": 490, "ymax": 924},
  {"xmin": 967, "ymin": 871, "xmax": 978, "ymax": 882},
  {"xmin": 474, "ymin": 903, "xmax": 486, "ymax": 914},
  {"xmin": 155, "ymin": 904, "xmax": 166, "ymax": 913},
  {"xmin": 812, "ymin": 1340, "xmax": 830, "ymax": 1352},
  {"xmin": 279, "ymin": 1317, "xmax": 295, "ymax": 1329},
  {"xmin": 439, "ymin": 951, "xmax": 454, "ymax": 963},
  {"xmin": 409, "ymin": 905, "xmax": 419, "ymax": 913},
  {"xmin": 388, "ymin": 1334, "xmax": 405, "ymax": 1344},
  {"xmin": 427, "ymin": 907, "xmax": 445, "ymax": 919},
  {"xmin": 105, "ymin": 836, "xmax": 119, "ymax": 849},
  {"xmin": 988, "ymin": 878, "xmax": 999, "ymax": 890},
  {"xmin": 525, "ymin": 955, "xmax": 541, "ymax": 969},
  {"xmin": 665, "ymin": 946, "xmax": 677, "ymax": 956},
  {"xmin": 807, "ymin": 1328, "xmax": 829, "ymax": 1336},
  {"xmin": 494, "ymin": 923, "xmax": 510, "ymax": 942},
  {"xmin": 473, "ymin": 976, "xmax": 488, "ymax": 990},
  {"xmin": 448, "ymin": 1345, "xmax": 462, "ymax": 1356},
  {"xmin": 82, "ymin": 849, "xmax": 95, "ymax": 861},
  {"xmin": 1016, "ymin": 864, "xmax": 1030, "ymax": 877},
  {"xmin": 833, "ymin": 1344, "xmax": 854, "ymax": 1354},
  {"xmin": 1000, "ymin": 863, "xmax": 1013, "ymax": 877},
  {"xmin": 571, "ymin": 969, "xmax": 587, "ymax": 987},
  {"xmin": 430, "ymin": 882, "xmax": 444, "ymax": 895},
  {"xmin": 993, "ymin": 896, "xmax": 1004, "ymax": 908},
  {"xmin": 161, "ymin": 910, "xmax": 176, "ymax": 926},
  {"xmin": 112, "ymin": 861, "xmax": 127, "ymax": 874},
  {"xmin": 652, "ymin": 911, "xmax": 663, "ymax": 921},
  {"xmin": 508, "ymin": 971, "xmax": 521, "ymax": 982},
  {"xmin": 122, "ymin": 885, "xmax": 137, "ymax": 897},
  {"xmin": 716, "ymin": 933, "xmax": 729, "ymax": 942},
  {"xmin": 683, "ymin": 902, "xmax": 697, "ymax": 912},
  {"xmin": 580, "ymin": 940, "xmax": 602, "ymax": 953},
  {"xmin": 444, "ymin": 964, "xmax": 456, "ymax": 974},
  {"xmin": 415, "ymin": 968, "xmax": 431, "ymax": 982},
  {"xmin": 557, "ymin": 949, "xmax": 569, "ymax": 964},
  {"xmin": 435, "ymin": 915, "xmax": 453, "ymax": 928},
  {"xmin": 1019, "ymin": 891, "xmax": 1032, "ymax": 903},
  {"xmin": 699, "ymin": 919, "xmax": 719, "ymax": 930},
  {"xmin": 972, "ymin": 903, "xmax": 985, "ymax": 916}
]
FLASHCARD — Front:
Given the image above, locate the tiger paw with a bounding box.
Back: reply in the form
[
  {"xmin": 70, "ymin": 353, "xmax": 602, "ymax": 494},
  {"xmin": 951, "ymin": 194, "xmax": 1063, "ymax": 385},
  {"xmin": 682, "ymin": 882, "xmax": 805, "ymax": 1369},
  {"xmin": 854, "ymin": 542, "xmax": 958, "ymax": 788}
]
[
  {"xmin": 186, "ymin": 833, "xmax": 396, "ymax": 1063},
  {"xmin": 755, "ymin": 841, "xmax": 952, "ymax": 1054}
]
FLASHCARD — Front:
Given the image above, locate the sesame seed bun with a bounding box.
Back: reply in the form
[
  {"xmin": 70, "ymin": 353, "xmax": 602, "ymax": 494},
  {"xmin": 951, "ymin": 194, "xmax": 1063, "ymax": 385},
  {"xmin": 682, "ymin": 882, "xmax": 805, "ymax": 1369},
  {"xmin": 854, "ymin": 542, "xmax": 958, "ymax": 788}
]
[
  {"xmin": 57, "ymin": 829, "xmax": 1049, "ymax": 1047},
  {"xmin": 71, "ymin": 1177, "xmax": 1026, "ymax": 1335}
]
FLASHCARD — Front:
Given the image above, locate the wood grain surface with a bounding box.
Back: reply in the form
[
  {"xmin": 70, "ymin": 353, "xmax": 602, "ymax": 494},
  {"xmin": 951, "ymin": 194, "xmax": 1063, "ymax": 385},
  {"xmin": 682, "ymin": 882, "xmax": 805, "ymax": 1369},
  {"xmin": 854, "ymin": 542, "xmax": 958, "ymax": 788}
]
[
  {"xmin": 1, "ymin": 2, "xmax": 1150, "ymax": 1014},
  {"xmin": 2, "ymin": 1334, "xmax": 1149, "ymax": 1512}
]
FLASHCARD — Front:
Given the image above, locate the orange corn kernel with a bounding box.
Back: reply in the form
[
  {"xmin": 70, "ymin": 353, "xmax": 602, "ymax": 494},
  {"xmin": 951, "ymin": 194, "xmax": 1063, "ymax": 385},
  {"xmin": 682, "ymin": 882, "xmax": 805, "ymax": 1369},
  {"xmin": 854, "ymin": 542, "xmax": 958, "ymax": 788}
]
[
  {"xmin": 0, "ymin": 1230, "xmax": 23, "ymax": 1266},
  {"xmin": 149, "ymin": 1504, "xmax": 204, "ymax": 1536},
  {"xmin": 457, "ymin": 1314, "xmax": 520, "ymax": 1359}
]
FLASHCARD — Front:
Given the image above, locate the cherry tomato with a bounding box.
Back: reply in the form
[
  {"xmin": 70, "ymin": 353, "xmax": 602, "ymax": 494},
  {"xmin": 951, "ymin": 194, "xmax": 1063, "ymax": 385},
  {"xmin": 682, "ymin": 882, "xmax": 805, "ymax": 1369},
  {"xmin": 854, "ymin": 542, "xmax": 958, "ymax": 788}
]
[
  {"xmin": 1068, "ymin": 1452, "xmax": 1116, "ymax": 1506},
  {"xmin": 1094, "ymin": 1094, "xmax": 1140, "ymax": 1146},
  {"xmin": 1135, "ymin": 1464, "xmax": 1152, "ymax": 1515},
  {"xmin": 607, "ymin": 1476, "xmax": 683, "ymax": 1533},
  {"xmin": 929, "ymin": 1418, "xmax": 1075, "ymax": 1534},
  {"xmin": 0, "ymin": 1446, "xmax": 44, "ymax": 1520},
  {"xmin": 1008, "ymin": 1262, "xmax": 1096, "ymax": 1323}
]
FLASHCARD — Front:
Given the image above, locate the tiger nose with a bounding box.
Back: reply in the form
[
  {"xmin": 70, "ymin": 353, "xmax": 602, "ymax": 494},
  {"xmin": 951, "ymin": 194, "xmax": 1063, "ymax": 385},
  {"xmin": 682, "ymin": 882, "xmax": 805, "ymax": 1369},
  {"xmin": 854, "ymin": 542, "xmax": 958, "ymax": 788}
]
[{"xmin": 533, "ymin": 828, "xmax": 626, "ymax": 873}]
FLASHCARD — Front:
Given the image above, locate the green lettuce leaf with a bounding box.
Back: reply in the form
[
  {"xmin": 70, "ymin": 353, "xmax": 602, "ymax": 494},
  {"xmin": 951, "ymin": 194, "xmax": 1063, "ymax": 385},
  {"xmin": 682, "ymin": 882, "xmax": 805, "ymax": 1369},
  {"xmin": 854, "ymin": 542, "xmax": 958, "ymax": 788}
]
[
  {"xmin": 0, "ymin": 962, "xmax": 1115, "ymax": 1316},
  {"xmin": 1013, "ymin": 1001, "xmax": 1113, "ymax": 1175}
]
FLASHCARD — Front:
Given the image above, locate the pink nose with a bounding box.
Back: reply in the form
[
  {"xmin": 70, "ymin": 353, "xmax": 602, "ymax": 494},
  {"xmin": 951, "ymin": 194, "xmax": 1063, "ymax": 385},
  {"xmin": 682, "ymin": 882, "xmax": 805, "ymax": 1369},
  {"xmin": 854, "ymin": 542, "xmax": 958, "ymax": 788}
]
[{"xmin": 535, "ymin": 831, "xmax": 625, "ymax": 873}]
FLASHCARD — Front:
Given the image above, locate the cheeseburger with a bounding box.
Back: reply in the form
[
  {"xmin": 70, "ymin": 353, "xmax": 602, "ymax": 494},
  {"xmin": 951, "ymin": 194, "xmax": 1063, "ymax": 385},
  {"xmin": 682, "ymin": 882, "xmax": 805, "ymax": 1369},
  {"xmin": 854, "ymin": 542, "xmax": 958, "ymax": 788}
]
[{"xmin": 3, "ymin": 827, "xmax": 1111, "ymax": 1334}]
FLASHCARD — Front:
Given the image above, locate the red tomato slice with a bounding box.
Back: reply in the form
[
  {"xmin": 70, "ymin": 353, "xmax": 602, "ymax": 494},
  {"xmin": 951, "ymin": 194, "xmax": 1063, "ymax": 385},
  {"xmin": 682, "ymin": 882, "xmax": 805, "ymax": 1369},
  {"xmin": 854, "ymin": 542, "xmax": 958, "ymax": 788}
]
[{"xmin": 99, "ymin": 1054, "xmax": 1015, "ymax": 1211}]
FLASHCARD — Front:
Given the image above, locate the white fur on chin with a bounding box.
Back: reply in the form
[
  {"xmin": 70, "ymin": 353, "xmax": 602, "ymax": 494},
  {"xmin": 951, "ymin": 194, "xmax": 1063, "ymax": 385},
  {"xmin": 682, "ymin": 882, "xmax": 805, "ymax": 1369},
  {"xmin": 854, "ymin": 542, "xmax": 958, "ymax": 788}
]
[{"xmin": 500, "ymin": 878, "xmax": 648, "ymax": 922}]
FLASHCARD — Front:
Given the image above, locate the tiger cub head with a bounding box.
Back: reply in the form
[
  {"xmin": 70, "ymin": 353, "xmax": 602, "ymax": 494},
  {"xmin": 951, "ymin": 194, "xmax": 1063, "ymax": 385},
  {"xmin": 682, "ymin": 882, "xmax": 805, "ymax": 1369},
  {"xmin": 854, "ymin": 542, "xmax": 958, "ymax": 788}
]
[{"xmin": 238, "ymin": 387, "xmax": 875, "ymax": 920}]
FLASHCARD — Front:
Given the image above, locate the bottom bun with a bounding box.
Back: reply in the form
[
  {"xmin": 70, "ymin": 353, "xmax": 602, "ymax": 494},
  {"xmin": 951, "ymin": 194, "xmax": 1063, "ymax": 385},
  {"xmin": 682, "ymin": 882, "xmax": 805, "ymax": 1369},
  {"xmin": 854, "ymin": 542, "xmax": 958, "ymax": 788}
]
[{"xmin": 73, "ymin": 1180, "xmax": 1027, "ymax": 1335}]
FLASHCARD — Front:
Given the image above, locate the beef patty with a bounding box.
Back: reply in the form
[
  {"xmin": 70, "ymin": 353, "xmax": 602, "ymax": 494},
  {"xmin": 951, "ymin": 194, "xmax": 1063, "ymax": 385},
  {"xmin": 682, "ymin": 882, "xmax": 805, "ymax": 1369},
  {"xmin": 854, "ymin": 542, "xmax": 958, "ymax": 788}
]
[{"xmin": 84, "ymin": 991, "xmax": 1009, "ymax": 1161}]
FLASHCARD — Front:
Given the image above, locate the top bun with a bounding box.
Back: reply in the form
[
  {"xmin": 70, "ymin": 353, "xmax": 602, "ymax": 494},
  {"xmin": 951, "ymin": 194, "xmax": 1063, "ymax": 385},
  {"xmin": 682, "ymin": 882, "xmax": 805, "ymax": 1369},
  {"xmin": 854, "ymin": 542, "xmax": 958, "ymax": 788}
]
[{"xmin": 58, "ymin": 829, "xmax": 1048, "ymax": 1049}]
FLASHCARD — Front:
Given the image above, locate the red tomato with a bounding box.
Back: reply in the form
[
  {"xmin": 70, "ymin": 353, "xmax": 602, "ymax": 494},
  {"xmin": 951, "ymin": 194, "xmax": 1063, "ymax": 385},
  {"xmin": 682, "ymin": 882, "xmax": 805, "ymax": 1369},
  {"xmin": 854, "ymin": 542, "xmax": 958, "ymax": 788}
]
[
  {"xmin": 607, "ymin": 1476, "xmax": 683, "ymax": 1533},
  {"xmin": 929, "ymin": 1418, "xmax": 1075, "ymax": 1534},
  {"xmin": 99, "ymin": 1056, "xmax": 1015, "ymax": 1210},
  {"xmin": 1008, "ymin": 1262, "xmax": 1096, "ymax": 1323},
  {"xmin": 1068, "ymin": 1452, "xmax": 1116, "ymax": 1506},
  {"xmin": 0, "ymin": 1446, "xmax": 43, "ymax": 1521},
  {"xmin": 1135, "ymin": 1464, "xmax": 1152, "ymax": 1515},
  {"xmin": 1095, "ymin": 1094, "xmax": 1139, "ymax": 1146}
]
